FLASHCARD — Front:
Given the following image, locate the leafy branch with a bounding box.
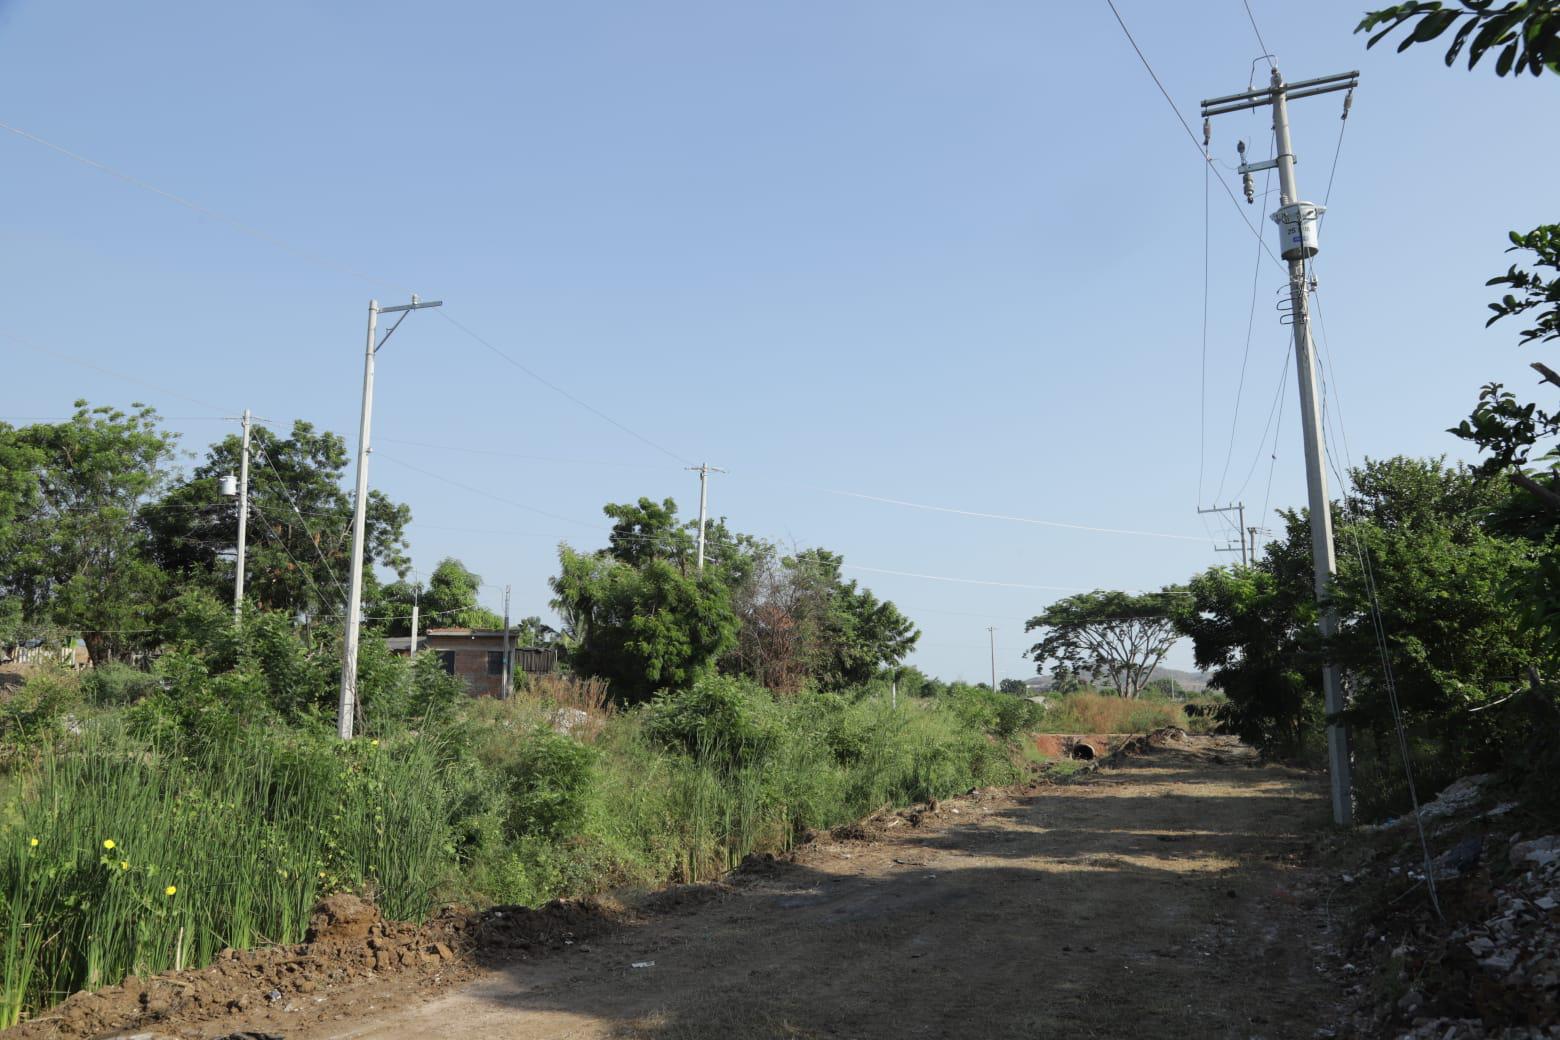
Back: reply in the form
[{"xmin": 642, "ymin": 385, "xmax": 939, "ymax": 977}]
[{"xmin": 1358, "ymin": 2, "xmax": 1560, "ymax": 76}]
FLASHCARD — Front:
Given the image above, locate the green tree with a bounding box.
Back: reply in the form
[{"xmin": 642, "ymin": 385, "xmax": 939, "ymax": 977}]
[
  {"xmin": 1175, "ymin": 543, "xmax": 1325, "ymax": 752},
  {"xmin": 998, "ymin": 678, "xmax": 1030, "ymax": 695},
  {"xmin": 551, "ymin": 499, "xmax": 739, "ymax": 700},
  {"xmin": 1359, "ymin": 2, "xmax": 1560, "ymax": 640},
  {"xmin": 1330, "ymin": 458, "xmax": 1543, "ymax": 764},
  {"xmin": 145, "ymin": 420, "xmax": 411, "ymax": 619},
  {"xmin": 378, "ymin": 557, "xmax": 503, "ymax": 636},
  {"xmin": 551, "ymin": 547, "xmax": 737, "ymax": 700},
  {"xmin": 1177, "ymin": 458, "xmax": 1548, "ymax": 764},
  {"xmin": 2, "ymin": 404, "xmax": 177, "ymax": 664},
  {"xmin": 1357, "ymin": 2, "xmax": 1560, "ymax": 789},
  {"xmin": 788, "ymin": 549, "xmax": 920, "ymax": 689},
  {"xmin": 1026, "ymin": 590, "xmax": 1179, "ymax": 698},
  {"xmin": 603, "ymin": 496, "xmax": 695, "ymax": 569}
]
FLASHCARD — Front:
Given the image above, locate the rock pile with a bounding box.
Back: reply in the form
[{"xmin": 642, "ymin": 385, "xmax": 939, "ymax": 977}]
[{"xmin": 1332, "ymin": 794, "xmax": 1560, "ymax": 1038}]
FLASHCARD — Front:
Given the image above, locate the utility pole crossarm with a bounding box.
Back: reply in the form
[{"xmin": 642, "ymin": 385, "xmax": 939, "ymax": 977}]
[{"xmin": 1198, "ymin": 502, "xmax": 1248, "ymax": 565}]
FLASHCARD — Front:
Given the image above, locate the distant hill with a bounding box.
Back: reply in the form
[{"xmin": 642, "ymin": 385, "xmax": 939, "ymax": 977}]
[{"xmin": 1023, "ymin": 664, "xmax": 1210, "ymax": 694}]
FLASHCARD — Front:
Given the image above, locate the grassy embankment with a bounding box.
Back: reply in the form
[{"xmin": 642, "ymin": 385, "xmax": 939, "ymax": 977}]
[{"xmin": 0, "ymin": 667, "xmax": 1034, "ymax": 1026}]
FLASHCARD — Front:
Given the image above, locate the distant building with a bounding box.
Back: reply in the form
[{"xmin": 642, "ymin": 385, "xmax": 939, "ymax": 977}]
[{"xmin": 386, "ymin": 627, "xmax": 559, "ymax": 698}]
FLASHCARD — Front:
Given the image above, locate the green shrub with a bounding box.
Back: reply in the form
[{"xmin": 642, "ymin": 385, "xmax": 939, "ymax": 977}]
[
  {"xmin": 643, "ymin": 674, "xmax": 780, "ymax": 770},
  {"xmin": 80, "ymin": 663, "xmax": 158, "ymax": 708},
  {"xmin": 498, "ymin": 729, "xmax": 595, "ymax": 841},
  {"xmin": 935, "ymin": 683, "xmax": 1041, "ymax": 740},
  {"xmin": 0, "ymin": 666, "xmax": 81, "ymax": 750}
]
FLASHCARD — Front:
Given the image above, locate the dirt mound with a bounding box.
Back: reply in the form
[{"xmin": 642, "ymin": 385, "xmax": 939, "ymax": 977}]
[
  {"xmin": 633, "ymin": 882, "xmax": 732, "ymax": 915},
  {"xmin": 9, "ymin": 897, "xmax": 481, "ymax": 1039},
  {"xmin": 473, "ymin": 898, "xmax": 617, "ymax": 959},
  {"xmin": 733, "ymin": 850, "xmax": 791, "ymax": 879},
  {"xmin": 308, "ymin": 891, "xmax": 380, "ymax": 941}
]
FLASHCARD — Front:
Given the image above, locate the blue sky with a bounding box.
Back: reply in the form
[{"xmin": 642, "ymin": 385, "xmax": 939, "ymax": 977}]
[{"xmin": 0, "ymin": 1, "xmax": 1553, "ymax": 681}]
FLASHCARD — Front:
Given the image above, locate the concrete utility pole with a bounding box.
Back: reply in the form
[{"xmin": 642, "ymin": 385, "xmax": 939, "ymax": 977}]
[
  {"xmin": 501, "ymin": 584, "xmax": 513, "ymax": 699},
  {"xmin": 686, "ymin": 463, "xmax": 727, "ymax": 572},
  {"xmin": 338, "ymin": 295, "xmax": 442, "ymax": 741},
  {"xmin": 234, "ymin": 409, "xmax": 252, "ymax": 620},
  {"xmin": 1248, "ymin": 525, "xmax": 1263, "ymax": 564},
  {"xmin": 1203, "ymin": 66, "xmax": 1358, "ymax": 825},
  {"xmin": 988, "ymin": 627, "xmax": 998, "ymax": 692},
  {"xmin": 1199, "ymin": 502, "xmax": 1248, "ymax": 566},
  {"xmin": 409, "ymin": 580, "xmax": 420, "ymax": 658}
]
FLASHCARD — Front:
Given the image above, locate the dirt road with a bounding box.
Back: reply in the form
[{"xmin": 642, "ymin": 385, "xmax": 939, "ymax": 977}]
[{"xmin": 277, "ymin": 734, "xmax": 1338, "ymax": 1040}]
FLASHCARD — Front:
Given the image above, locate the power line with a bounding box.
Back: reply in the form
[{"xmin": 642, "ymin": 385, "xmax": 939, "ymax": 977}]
[
  {"xmin": 375, "ymin": 453, "xmax": 602, "ymax": 529},
  {"xmin": 845, "ymin": 563, "xmax": 1192, "ymax": 596},
  {"xmin": 1241, "ymin": 1, "xmax": 1277, "ymax": 70},
  {"xmin": 0, "ymin": 327, "xmax": 234, "ymax": 413},
  {"xmin": 246, "ymin": 499, "xmax": 344, "ymax": 611},
  {"xmin": 1320, "ymin": 86, "xmax": 1355, "ymax": 215},
  {"xmin": 1307, "ymin": 270, "xmax": 1440, "ymax": 917},
  {"xmin": 815, "ymin": 487, "xmax": 1207, "ymax": 542},
  {"xmin": 1099, "ymin": 0, "xmax": 1283, "ymax": 269},
  {"xmin": 1, "ymin": 118, "xmax": 697, "ymax": 480},
  {"xmin": 1212, "ymin": 134, "xmax": 1277, "ymax": 506},
  {"xmin": 1199, "ymin": 126, "xmax": 1211, "ymax": 507},
  {"xmin": 435, "ymin": 310, "xmax": 694, "ymax": 467},
  {"xmin": 1233, "ymin": 341, "xmax": 1291, "ymax": 505},
  {"xmin": 252, "ymin": 446, "xmax": 353, "ymax": 602},
  {"xmin": 0, "ymin": 120, "xmax": 413, "ymax": 295},
  {"xmin": 376, "ymin": 435, "xmax": 678, "ymax": 471}
]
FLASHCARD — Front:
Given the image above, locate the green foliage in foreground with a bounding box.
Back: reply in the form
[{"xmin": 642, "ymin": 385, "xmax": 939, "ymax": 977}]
[
  {"xmin": 0, "ymin": 665, "xmax": 1025, "ymax": 1026},
  {"xmin": 0, "ymin": 721, "xmax": 452, "ymax": 1026}
]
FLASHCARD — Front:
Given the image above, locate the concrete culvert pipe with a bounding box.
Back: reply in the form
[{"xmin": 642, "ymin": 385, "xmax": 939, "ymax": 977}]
[{"xmin": 1070, "ymin": 743, "xmax": 1096, "ymax": 761}]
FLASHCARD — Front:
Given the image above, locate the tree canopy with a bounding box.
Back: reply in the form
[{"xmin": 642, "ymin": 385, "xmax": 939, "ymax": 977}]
[
  {"xmin": 1025, "ymin": 590, "xmax": 1179, "ymax": 699},
  {"xmin": 0, "ymin": 403, "xmax": 177, "ymax": 664},
  {"xmin": 378, "ymin": 557, "xmax": 503, "ymax": 637},
  {"xmin": 145, "ymin": 420, "xmax": 411, "ymax": 619}
]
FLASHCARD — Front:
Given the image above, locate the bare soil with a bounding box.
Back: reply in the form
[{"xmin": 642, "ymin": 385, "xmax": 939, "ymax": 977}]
[{"xmin": 19, "ymin": 732, "xmax": 1344, "ymax": 1039}]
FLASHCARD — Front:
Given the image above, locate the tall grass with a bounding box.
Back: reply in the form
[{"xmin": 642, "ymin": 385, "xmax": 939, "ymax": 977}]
[
  {"xmin": 2, "ymin": 673, "xmax": 1031, "ymax": 1025},
  {"xmin": 1035, "ymin": 692, "xmax": 1187, "ymax": 733},
  {"xmin": 0, "ymin": 721, "xmax": 457, "ymax": 1026}
]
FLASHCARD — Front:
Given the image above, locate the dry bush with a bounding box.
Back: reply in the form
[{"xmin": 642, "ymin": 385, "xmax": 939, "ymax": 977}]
[
  {"xmin": 1039, "ymin": 692, "xmax": 1186, "ymax": 734},
  {"xmin": 514, "ymin": 672, "xmax": 613, "ymax": 742}
]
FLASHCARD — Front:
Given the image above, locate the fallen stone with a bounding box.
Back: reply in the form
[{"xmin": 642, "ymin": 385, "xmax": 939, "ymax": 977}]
[{"xmin": 1510, "ymin": 835, "xmax": 1560, "ymax": 869}]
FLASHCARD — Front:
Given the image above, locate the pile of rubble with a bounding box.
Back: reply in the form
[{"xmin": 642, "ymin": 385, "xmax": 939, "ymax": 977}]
[{"xmin": 1331, "ymin": 777, "xmax": 1560, "ymax": 1039}]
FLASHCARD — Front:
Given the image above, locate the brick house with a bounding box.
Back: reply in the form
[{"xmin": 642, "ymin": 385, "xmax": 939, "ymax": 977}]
[{"xmin": 386, "ymin": 627, "xmax": 559, "ymax": 698}]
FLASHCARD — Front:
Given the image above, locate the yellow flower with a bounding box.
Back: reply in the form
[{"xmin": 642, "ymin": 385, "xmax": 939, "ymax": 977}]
[
  {"xmin": 164, "ymin": 885, "xmax": 177, "ymax": 897},
  {"xmin": 370, "ymin": 739, "xmax": 380, "ymax": 748},
  {"xmin": 102, "ymin": 839, "xmax": 116, "ymax": 851},
  {"xmin": 119, "ymin": 861, "xmax": 129, "ymax": 872},
  {"xmin": 28, "ymin": 838, "xmax": 39, "ymax": 848}
]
